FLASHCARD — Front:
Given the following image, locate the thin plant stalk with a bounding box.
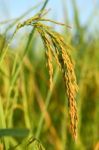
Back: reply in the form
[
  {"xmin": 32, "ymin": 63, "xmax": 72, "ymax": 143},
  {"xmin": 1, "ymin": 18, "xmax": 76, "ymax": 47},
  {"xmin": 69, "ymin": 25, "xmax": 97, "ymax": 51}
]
[
  {"xmin": 0, "ymin": 96, "xmax": 9, "ymax": 149},
  {"xmin": 35, "ymin": 68, "xmax": 59, "ymax": 138}
]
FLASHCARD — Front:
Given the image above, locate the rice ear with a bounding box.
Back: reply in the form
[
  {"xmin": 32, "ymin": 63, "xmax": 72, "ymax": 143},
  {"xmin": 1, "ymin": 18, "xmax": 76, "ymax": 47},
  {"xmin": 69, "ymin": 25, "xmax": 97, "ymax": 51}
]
[
  {"xmin": 42, "ymin": 25, "xmax": 78, "ymax": 138},
  {"xmin": 45, "ymin": 47, "xmax": 53, "ymax": 89},
  {"xmin": 33, "ymin": 22, "xmax": 78, "ymax": 139}
]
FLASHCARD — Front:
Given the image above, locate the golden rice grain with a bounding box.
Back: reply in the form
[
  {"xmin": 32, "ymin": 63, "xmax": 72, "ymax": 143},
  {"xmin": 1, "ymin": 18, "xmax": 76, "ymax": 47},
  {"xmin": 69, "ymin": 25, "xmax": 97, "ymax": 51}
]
[{"xmin": 45, "ymin": 43, "xmax": 53, "ymax": 89}]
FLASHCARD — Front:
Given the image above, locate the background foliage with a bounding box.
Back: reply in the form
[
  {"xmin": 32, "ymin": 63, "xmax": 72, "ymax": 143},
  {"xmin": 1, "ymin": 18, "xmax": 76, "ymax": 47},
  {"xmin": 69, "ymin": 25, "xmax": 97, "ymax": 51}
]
[{"xmin": 0, "ymin": 0, "xmax": 99, "ymax": 149}]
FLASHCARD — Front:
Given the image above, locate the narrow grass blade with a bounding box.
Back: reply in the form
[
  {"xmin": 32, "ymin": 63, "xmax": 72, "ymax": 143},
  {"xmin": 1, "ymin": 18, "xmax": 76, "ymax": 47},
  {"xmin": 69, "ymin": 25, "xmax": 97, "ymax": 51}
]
[{"xmin": 0, "ymin": 129, "xmax": 29, "ymax": 137}]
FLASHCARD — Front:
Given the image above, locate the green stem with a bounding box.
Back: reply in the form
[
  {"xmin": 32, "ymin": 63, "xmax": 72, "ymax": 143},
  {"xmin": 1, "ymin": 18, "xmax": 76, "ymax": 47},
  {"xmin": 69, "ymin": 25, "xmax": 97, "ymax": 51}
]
[
  {"xmin": 0, "ymin": 96, "xmax": 9, "ymax": 150},
  {"xmin": 35, "ymin": 68, "xmax": 59, "ymax": 138},
  {"xmin": 0, "ymin": 31, "xmax": 16, "ymax": 66},
  {"xmin": 5, "ymin": 1, "xmax": 45, "ymax": 32}
]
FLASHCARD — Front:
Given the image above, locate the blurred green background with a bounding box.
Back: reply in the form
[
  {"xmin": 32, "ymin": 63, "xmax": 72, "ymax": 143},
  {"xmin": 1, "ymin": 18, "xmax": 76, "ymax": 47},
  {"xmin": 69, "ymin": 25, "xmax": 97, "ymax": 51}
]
[{"xmin": 0, "ymin": 0, "xmax": 99, "ymax": 150}]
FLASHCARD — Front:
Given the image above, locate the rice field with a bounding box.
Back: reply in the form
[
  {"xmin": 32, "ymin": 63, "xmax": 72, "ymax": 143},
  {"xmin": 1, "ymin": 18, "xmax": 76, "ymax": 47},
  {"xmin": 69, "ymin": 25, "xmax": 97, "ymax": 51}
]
[{"xmin": 0, "ymin": 0, "xmax": 99, "ymax": 150}]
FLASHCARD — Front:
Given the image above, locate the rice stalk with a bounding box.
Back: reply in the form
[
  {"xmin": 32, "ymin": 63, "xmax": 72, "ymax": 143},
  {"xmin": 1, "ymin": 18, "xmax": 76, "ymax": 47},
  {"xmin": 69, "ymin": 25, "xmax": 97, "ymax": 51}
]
[{"xmin": 3, "ymin": 10, "xmax": 78, "ymax": 139}]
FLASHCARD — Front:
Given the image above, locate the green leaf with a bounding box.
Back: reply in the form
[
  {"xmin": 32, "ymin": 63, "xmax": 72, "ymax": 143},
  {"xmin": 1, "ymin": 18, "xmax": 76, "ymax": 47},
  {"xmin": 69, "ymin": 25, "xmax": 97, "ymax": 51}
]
[{"xmin": 0, "ymin": 128, "xmax": 29, "ymax": 137}]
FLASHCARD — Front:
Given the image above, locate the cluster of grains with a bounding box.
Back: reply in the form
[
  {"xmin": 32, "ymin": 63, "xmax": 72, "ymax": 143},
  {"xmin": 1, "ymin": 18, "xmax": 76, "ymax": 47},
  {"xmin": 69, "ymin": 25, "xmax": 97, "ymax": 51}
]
[
  {"xmin": 34, "ymin": 23, "xmax": 78, "ymax": 139},
  {"xmin": 45, "ymin": 45, "xmax": 53, "ymax": 89},
  {"xmin": 35, "ymin": 26, "xmax": 53, "ymax": 89},
  {"xmin": 16, "ymin": 15, "xmax": 78, "ymax": 138}
]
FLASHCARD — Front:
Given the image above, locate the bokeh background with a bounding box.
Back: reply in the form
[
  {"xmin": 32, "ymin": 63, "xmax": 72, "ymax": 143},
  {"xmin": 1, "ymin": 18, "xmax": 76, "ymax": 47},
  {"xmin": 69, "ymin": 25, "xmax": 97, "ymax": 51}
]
[{"xmin": 0, "ymin": 0, "xmax": 99, "ymax": 150}]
